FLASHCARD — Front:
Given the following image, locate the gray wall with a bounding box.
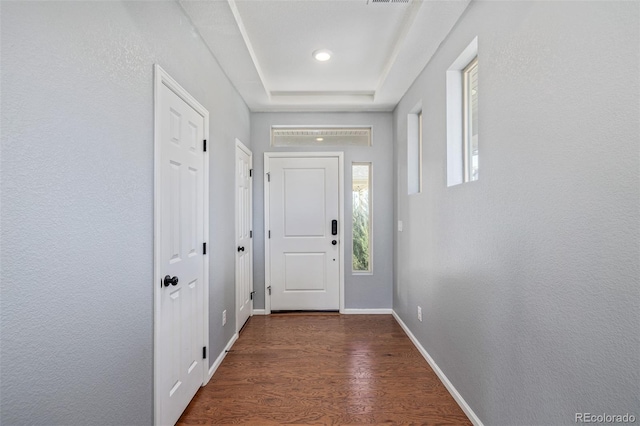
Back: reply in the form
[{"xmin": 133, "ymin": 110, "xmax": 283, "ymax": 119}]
[
  {"xmin": 393, "ymin": 1, "xmax": 639, "ymax": 425},
  {"xmin": 251, "ymin": 112, "xmax": 393, "ymax": 310},
  {"xmin": 0, "ymin": 2, "xmax": 249, "ymax": 424}
]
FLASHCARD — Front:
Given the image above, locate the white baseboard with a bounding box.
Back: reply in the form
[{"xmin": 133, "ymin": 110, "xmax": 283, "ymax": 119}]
[
  {"xmin": 342, "ymin": 308, "xmax": 393, "ymax": 314},
  {"xmin": 205, "ymin": 332, "xmax": 238, "ymax": 383},
  {"xmin": 252, "ymin": 309, "xmax": 392, "ymax": 315},
  {"xmin": 391, "ymin": 310, "xmax": 484, "ymax": 426}
]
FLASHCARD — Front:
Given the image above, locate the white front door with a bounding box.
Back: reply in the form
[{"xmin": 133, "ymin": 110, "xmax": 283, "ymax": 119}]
[
  {"xmin": 266, "ymin": 155, "xmax": 341, "ymax": 311},
  {"xmin": 236, "ymin": 140, "xmax": 253, "ymax": 331},
  {"xmin": 155, "ymin": 68, "xmax": 207, "ymax": 426}
]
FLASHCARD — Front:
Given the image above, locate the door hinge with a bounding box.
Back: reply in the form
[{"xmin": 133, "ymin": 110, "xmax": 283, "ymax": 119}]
[
  {"xmin": 267, "ymin": 285, "xmax": 271, "ymax": 295},
  {"xmin": 202, "ymin": 346, "xmax": 207, "ymax": 359},
  {"xmin": 268, "ymin": 230, "xmax": 271, "ymax": 239},
  {"xmin": 266, "ymin": 172, "xmax": 270, "ymax": 182},
  {"xmin": 250, "ymin": 291, "xmax": 256, "ymax": 300},
  {"xmin": 249, "ymin": 169, "xmax": 253, "ymax": 177},
  {"xmin": 203, "ymin": 242, "xmax": 207, "ymax": 255},
  {"xmin": 250, "ymin": 230, "xmax": 253, "ymax": 238},
  {"xmin": 203, "ymin": 139, "xmax": 207, "ymax": 152}
]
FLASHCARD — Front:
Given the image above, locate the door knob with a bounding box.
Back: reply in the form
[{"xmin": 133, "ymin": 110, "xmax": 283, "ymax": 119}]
[
  {"xmin": 163, "ymin": 275, "xmax": 179, "ymax": 287},
  {"xmin": 237, "ymin": 246, "xmax": 245, "ymax": 252},
  {"xmin": 332, "ymin": 240, "xmax": 337, "ymax": 245}
]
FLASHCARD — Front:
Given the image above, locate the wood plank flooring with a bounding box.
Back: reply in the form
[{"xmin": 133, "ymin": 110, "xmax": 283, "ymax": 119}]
[{"xmin": 178, "ymin": 314, "xmax": 471, "ymax": 425}]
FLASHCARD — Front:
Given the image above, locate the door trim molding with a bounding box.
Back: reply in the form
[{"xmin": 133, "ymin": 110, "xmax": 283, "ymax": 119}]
[
  {"xmin": 263, "ymin": 152, "xmax": 345, "ymax": 314},
  {"xmin": 153, "ymin": 64, "xmax": 210, "ymax": 424},
  {"xmin": 235, "ymin": 138, "xmax": 253, "ymax": 333}
]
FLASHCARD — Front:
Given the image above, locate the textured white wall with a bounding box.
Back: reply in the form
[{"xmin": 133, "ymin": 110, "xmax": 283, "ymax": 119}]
[
  {"xmin": 394, "ymin": 1, "xmax": 639, "ymax": 424},
  {"xmin": 0, "ymin": 2, "xmax": 249, "ymax": 424},
  {"xmin": 251, "ymin": 112, "xmax": 394, "ymax": 310}
]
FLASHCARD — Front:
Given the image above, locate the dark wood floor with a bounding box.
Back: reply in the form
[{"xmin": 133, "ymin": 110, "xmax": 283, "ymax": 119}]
[{"xmin": 178, "ymin": 314, "xmax": 471, "ymax": 425}]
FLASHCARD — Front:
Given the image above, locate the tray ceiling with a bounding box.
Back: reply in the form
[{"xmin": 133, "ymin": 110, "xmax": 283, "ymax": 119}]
[{"xmin": 179, "ymin": 0, "xmax": 470, "ymax": 112}]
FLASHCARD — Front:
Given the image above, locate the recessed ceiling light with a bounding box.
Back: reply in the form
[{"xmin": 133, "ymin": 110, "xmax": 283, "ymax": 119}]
[
  {"xmin": 313, "ymin": 49, "xmax": 332, "ymax": 62},
  {"xmin": 316, "ymin": 137, "xmax": 324, "ymax": 142}
]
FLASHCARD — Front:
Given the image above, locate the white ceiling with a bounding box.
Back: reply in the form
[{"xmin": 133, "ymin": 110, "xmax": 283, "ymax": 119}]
[{"xmin": 180, "ymin": 0, "xmax": 471, "ymax": 112}]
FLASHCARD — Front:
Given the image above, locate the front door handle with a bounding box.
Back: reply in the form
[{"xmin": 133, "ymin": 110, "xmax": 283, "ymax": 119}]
[
  {"xmin": 237, "ymin": 246, "xmax": 245, "ymax": 252},
  {"xmin": 163, "ymin": 275, "xmax": 179, "ymax": 287}
]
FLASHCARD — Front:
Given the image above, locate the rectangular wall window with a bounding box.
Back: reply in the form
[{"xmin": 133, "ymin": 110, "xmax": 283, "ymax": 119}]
[
  {"xmin": 463, "ymin": 57, "xmax": 478, "ymax": 182},
  {"xmin": 446, "ymin": 36, "xmax": 478, "ymax": 186},
  {"xmin": 352, "ymin": 163, "xmax": 372, "ymax": 273},
  {"xmin": 407, "ymin": 106, "xmax": 422, "ymax": 194}
]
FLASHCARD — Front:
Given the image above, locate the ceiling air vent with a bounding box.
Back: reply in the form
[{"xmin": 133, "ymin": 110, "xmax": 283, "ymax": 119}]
[
  {"xmin": 271, "ymin": 126, "xmax": 372, "ymax": 147},
  {"xmin": 368, "ymin": 0, "xmax": 409, "ymax": 4}
]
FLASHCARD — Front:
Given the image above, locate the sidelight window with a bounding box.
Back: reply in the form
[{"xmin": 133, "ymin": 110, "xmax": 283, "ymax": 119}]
[{"xmin": 352, "ymin": 163, "xmax": 372, "ymax": 273}]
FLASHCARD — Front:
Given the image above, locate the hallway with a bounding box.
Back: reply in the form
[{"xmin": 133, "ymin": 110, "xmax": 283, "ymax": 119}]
[
  {"xmin": 2, "ymin": 1, "xmax": 638, "ymax": 424},
  {"xmin": 178, "ymin": 315, "xmax": 471, "ymax": 425}
]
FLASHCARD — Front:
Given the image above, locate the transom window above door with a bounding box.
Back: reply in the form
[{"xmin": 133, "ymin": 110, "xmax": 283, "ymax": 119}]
[{"xmin": 271, "ymin": 126, "xmax": 372, "ymax": 147}]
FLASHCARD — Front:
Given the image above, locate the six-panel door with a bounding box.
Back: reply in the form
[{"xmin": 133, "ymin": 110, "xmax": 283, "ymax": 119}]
[
  {"xmin": 159, "ymin": 83, "xmax": 205, "ymax": 425},
  {"xmin": 236, "ymin": 142, "xmax": 253, "ymax": 330}
]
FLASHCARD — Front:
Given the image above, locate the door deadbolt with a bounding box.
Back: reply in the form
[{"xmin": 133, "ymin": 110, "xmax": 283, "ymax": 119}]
[{"xmin": 163, "ymin": 275, "xmax": 179, "ymax": 287}]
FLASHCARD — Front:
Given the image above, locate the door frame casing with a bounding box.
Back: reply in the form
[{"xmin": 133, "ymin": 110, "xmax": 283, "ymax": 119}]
[
  {"xmin": 153, "ymin": 64, "xmax": 210, "ymax": 424},
  {"xmin": 235, "ymin": 138, "xmax": 253, "ymax": 332},
  {"xmin": 263, "ymin": 152, "xmax": 345, "ymax": 314}
]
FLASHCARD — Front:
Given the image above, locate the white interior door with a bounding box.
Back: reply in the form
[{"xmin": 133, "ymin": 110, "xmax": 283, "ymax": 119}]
[
  {"xmin": 266, "ymin": 155, "xmax": 341, "ymax": 311},
  {"xmin": 155, "ymin": 68, "xmax": 207, "ymax": 426},
  {"xmin": 236, "ymin": 140, "xmax": 253, "ymax": 331}
]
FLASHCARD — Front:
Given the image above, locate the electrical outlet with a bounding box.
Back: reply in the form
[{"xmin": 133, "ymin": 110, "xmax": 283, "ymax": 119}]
[
  {"xmin": 417, "ymin": 306, "xmax": 422, "ymax": 322},
  {"xmin": 222, "ymin": 310, "xmax": 227, "ymax": 326}
]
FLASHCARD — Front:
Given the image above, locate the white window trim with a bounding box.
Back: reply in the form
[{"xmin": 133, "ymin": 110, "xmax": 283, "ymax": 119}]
[{"xmin": 446, "ymin": 37, "xmax": 478, "ymax": 187}]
